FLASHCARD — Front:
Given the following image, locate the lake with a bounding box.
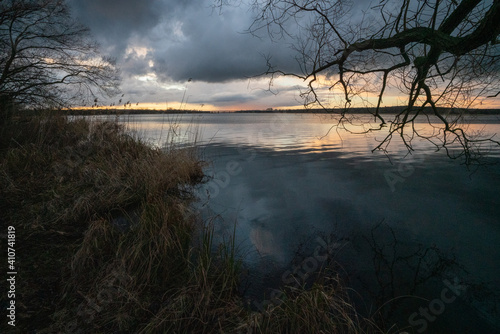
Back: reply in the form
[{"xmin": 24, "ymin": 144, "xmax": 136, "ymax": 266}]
[{"xmin": 99, "ymin": 113, "xmax": 500, "ymax": 333}]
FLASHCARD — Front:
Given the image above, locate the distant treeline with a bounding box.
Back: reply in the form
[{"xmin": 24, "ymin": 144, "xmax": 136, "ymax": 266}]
[
  {"xmin": 234, "ymin": 106, "xmax": 500, "ymax": 115},
  {"xmin": 24, "ymin": 106, "xmax": 500, "ymax": 116},
  {"xmin": 61, "ymin": 108, "xmax": 211, "ymax": 115}
]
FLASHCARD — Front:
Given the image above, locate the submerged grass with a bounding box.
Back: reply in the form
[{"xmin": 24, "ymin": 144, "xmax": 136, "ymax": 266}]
[{"xmin": 0, "ymin": 115, "xmax": 385, "ymax": 333}]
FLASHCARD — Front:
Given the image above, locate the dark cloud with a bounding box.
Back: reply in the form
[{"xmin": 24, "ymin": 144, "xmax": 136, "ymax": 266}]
[
  {"xmin": 119, "ymin": 51, "xmax": 153, "ymax": 77},
  {"xmin": 159, "ymin": 4, "xmax": 301, "ymax": 82},
  {"xmin": 68, "ymin": 0, "xmax": 164, "ymax": 55},
  {"xmin": 69, "ymin": 0, "xmax": 301, "ymax": 84},
  {"xmin": 66, "ymin": 0, "xmax": 378, "ymax": 107},
  {"xmin": 153, "ymin": 37, "xmax": 300, "ymax": 83}
]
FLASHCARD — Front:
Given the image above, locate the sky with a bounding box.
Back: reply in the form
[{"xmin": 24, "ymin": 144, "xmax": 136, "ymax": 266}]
[
  {"xmin": 67, "ymin": 0, "xmax": 499, "ymax": 111},
  {"xmin": 67, "ymin": 0, "xmax": 309, "ymax": 111}
]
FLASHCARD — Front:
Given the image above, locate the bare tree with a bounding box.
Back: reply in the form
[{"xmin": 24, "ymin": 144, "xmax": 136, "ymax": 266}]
[
  {"xmin": 0, "ymin": 0, "xmax": 120, "ymax": 123},
  {"xmin": 241, "ymin": 0, "xmax": 500, "ymax": 163}
]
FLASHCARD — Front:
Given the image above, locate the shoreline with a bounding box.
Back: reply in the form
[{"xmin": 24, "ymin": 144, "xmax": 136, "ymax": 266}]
[{"xmin": 22, "ymin": 106, "xmax": 500, "ymax": 116}]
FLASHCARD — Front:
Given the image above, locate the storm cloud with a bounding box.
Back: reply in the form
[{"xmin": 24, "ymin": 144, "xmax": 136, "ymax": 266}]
[
  {"xmin": 69, "ymin": 0, "xmax": 300, "ymax": 85},
  {"xmin": 68, "ymin": 0, "xmax": 164, "ymax": 55},
  {"xmin": 69, "ymin": 0, "xmax": 419, "ymax": 109}
]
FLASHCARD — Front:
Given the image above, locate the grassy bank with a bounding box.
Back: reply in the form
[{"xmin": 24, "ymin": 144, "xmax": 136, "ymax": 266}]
[{"xmin": 0, "ymin": 115, "xmax": 382, "ymax": 333}]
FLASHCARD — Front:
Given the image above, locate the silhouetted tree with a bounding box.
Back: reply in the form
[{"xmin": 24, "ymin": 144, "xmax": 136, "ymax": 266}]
[
  {"xmin": 0, "ymin": 0, "xmax": 120, "ymax": 124},
  {"xmin": 236, "ymin": 0, "xmax": 500, "ymax": 162}
]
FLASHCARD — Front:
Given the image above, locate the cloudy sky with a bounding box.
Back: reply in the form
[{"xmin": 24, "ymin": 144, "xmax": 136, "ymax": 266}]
[
  {"xmin": 67, "ymin": 0, "xmax": 499, "ymax": 111},
  {"xmin": 67, "ymin": 0, "xmax": 316, "ymax": 110}
]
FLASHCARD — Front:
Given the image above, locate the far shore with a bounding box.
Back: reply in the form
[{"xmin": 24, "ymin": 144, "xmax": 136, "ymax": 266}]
[{"xmin": 25, "ymin": 106, "xmax": 500, "ymax": 116}]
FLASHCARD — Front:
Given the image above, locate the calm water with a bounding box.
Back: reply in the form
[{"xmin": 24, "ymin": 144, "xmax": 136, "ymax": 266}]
[{"xmin": 103, "ymin": 113, "xmax": 500, "ymax": 333}]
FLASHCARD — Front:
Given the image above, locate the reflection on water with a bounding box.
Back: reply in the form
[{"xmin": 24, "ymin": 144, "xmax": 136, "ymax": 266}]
[
  {"xmin": 95, "ymin": 113, "xmax": 500, "ymax": 158},
  {"xmin": 101, "ymin": 113, "xmax": 500, "ymax": 333}
]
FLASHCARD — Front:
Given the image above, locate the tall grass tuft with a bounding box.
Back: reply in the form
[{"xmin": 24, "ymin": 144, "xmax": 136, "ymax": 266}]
[{"xmin": 253, "ymin": 271, "xmax": 378, "ymax": 333}]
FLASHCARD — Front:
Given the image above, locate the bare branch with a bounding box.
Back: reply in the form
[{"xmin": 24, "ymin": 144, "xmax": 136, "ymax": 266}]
[
  {"xmin": 0, "ymin": 0, "xmax": 120, "ymax": 118},
  {"xmin": 247, "ymin": 0, "xmax": 500, "ymax": 163}
]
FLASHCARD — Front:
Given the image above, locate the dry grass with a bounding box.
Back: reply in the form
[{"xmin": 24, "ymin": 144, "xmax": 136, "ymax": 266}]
[
  {"xmin": 252, "ymin": 272, "xmax": 382, "ymax": 334},
  {"xmin": 0, "ymin": 115, "xmax": 386, "ymax": 333},
  {"xmin": 0, "ymin": 115, "xmax": 205, "ymax": 332}
]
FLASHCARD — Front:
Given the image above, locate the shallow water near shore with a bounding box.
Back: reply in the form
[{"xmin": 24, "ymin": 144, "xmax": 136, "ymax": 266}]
[{"xmin": 100, "ymin": 113, "xmax": 500, "ymax": 333}]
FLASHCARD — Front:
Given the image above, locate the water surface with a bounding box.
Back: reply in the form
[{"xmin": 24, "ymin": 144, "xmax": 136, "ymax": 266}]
[{"xmin": 106, "ymin": 113, "xmax": 500, "ymax": 333}]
